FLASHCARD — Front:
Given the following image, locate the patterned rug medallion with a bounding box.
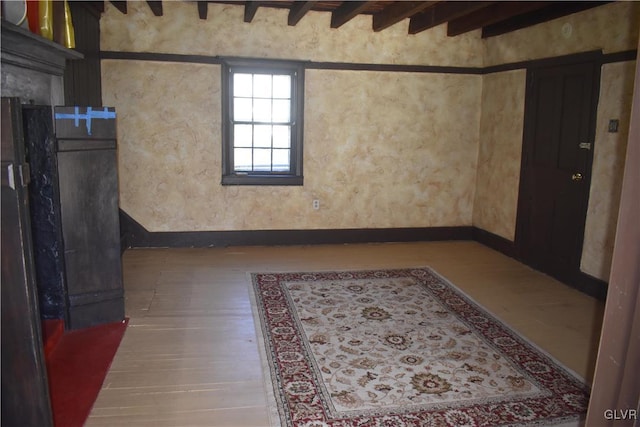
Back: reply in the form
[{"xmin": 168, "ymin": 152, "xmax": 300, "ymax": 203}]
[{"xmin": 250, "ymin": 268, "xmax": 589, "ymax": 427}]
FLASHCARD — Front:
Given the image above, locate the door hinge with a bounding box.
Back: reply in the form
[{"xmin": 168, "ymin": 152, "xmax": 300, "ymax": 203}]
[
  {"xmin": 579, "ymin": 142, "xmax": 591, "ymax": 150},
  {"xmin": 18, "ymin": 163, "xmax": 30, "ymax": 187},
  {"xmin": 2, "ymin": 163, "xmax": 27, "ymax": 190},
  {"xmin": 7, "ymin": 164, "xmax": 15, "ymax": 190}
]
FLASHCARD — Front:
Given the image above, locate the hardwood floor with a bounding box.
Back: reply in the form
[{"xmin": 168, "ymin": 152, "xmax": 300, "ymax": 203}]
[{"xmin": 85, "ymin": 241, "xmax": 605, "ymax": 426}]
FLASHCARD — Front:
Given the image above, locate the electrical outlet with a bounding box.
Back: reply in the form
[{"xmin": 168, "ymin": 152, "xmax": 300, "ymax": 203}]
[
  {"xmin": 312, "ymin": 199, "xmax": 320, "ymax": 210},
  {"xmin": 608, "ymin": 119, "xmax": 619, "ymax": 133}
]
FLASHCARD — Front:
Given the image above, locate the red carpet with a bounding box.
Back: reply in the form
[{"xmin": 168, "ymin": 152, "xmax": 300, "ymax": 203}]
[
  {"xmin": 42, "ymin": 319, "xmax": 65, "ymax": 359},
  {"xmin": 45, "ymin": 319, "xmax": 129, "ymax": 427}
]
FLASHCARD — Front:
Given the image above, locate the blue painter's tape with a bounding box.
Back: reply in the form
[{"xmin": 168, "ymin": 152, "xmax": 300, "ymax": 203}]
[{"xmin": 55, "ymin": 106, "xmax": 116, "ymax": 135}]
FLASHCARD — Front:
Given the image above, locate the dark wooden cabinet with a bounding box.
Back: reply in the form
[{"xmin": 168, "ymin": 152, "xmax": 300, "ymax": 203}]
[
  {"xmin": 1, "ymin": 19, "xmax": 121, "ymax": 425},
  {"xmin": 20, "ymin": 105, "xmax": 124, "ymax": 330},
  {"xmin": 55, "ymin": 106, "xmax": 124, "ymax": 329},
  {"xmin": 1, "ymin": 98, "xmax": 54, "ymax": 427}
]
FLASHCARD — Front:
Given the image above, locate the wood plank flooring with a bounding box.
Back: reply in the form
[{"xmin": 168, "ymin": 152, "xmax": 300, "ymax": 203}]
[{"xmin": 85, "ymin": 241, "xmax": 605, "ymax": 426}]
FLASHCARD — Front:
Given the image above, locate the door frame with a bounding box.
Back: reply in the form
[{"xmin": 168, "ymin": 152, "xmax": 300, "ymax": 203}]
[
  {"xmin": 1, "ymin": 97, "xmax": 54, "ymax": 426},
  {"xmin": 515, "ymin": 50, "xmax": 602, "ymax": 290},
  {"xmin": 585, "ymin": 38, "xmax": 640, "ymax": 425}
]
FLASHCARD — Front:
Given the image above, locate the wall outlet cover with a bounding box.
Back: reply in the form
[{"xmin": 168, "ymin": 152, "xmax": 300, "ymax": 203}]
[{"xmin": 608, "ymin": 119, "xmax": 619, "ymax": 133}]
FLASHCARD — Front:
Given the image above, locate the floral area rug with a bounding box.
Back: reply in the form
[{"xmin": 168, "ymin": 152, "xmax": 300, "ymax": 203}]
[{"xmin": 250, "ymin": 268, "xmax": 589, "ymax": 427}]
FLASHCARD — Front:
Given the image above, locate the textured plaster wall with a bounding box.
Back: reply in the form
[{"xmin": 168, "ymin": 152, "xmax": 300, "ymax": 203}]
[
  {"xmin": 476, "ymin": 3, "xmax": 639, "ymax": 280},
  {"xmin": 581, "ymin": 61, "xmax": 636, "ymax": 280},
  {"xmin": 473, "ymin": 70, "xmax": 526, "ymax": 241},
  {"xmin": 484, "ymin": 2, "xmax": 640, "ymax": 66},
  {"xmin": 101, "ymin": 61, "xmax": 220, "ymax": 231},
  {"xmin": 101, "ymin": 60, "xmax": 481, "ymax": 231},
  {"xmin": 305, "ymin": 70, "xmax": 480, "ymax": 229},
  {"xmin": 100, "ymin": 1, "xmax": 483, "ymax": 67},
  {"xmin": 100, "ymin": 0, "xmax": 637, "ymax": 280},
  {"xmin": 101, "ymin": 1, "xmax": 484, "ymax": 232}
]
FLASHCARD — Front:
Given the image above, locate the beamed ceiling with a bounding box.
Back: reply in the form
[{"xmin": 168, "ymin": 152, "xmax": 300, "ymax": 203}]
[{"xmin": 103, "ymin": 1, "xmax": 611, "ymax": 38}]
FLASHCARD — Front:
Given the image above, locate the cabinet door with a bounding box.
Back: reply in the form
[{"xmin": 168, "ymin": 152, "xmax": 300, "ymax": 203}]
[
  {"xmin": 1, "ymin": 97, "xmax": 53, "ymax": 426},
  {"xmin": 55, "ymin": 106, "xmax": 124, "ymax": 330}
]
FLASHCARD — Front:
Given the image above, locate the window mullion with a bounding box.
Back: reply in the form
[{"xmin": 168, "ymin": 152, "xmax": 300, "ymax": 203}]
[
  {"xmin": 251, "ymin": 76, "xmax": 255, "ymax": 172},
  {"xmin": 223, "ymin": 61, "xmax": 303, "ymax": 185},
  {"xmin": 271, "ymin": 92, "xmax": 275, "ymax": 172}
]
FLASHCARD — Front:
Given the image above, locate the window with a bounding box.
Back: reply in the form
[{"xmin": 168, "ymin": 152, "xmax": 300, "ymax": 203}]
[{"xmin": 221, "ymin": 58, "xmax": 305, "ymax": 185}]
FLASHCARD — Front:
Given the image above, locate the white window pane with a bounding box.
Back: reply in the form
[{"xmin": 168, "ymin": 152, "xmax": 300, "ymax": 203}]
[
  {"xmin": 254, "ymin": 125, "xmax": 271, "ymax": 148},
  {"xmin": 272, "ymin": 149, "xmax": 290, "ymax": 171},
  {"xmin": 234, "ymin": 124, "xmax": 252, "ymax": 147},
  {"xmin": 234, "ymin": 98, "xmax": 252, "ymax": 121},
  {"xmin": 234, "ymin": 148, "xmax": 252, "ymax": 171},
  {"xmin": 273, "ymin": 75, "xmax": 291, "ymax": 98},
  {"xmin": 272, "ymin": 125, "xmax": 290, "ymax": 148},
  {"xmin": 234, "ymin": 73, "xmax": 252, "ymax": 97},
  {"xmin": 253, "ymin": 74, "xmax": 272, "ymax": 98},
  {"xmin": 272, "ymin": 100, "xmax": 290, "ymax": 123},
  {"xmin": 253, "ymin": 99, "xmax": 271, "ymax": 122},
  {"xmin": 253, "ymin": 149, "xmax": 272, "ymax": 171}
]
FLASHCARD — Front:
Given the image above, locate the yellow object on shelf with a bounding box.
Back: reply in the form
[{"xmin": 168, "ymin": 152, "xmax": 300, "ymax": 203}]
[
  {"xmin": 38, "ymin": 0, "xmax": 53, "ymax": 40},
  {"xmin": 62, "ymin": 0, "xmax": 75, "ymax": 49}
]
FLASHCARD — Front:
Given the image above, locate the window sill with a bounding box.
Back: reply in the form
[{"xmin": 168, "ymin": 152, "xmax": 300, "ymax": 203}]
[{"xmin": 221, "ymin": 174, "xmax": 303, "ymax": 186}]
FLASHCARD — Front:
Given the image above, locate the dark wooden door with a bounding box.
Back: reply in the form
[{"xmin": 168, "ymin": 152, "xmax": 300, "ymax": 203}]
[
  {"xmin": 55, "ymin": 107, "xmax": 124, "ymax": 330},
  {"xmin": 516, "ymin": 61, "xmax": 599, "ymax": 284},
  {"xmin": 1, "ymin": 98, "xmax": 54, "ymax": 426}
]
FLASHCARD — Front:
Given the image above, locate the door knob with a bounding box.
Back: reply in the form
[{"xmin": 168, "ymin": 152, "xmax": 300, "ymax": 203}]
[{"xmin": 572, "ymin": 173, "xmax": 583, "ymax": 182}]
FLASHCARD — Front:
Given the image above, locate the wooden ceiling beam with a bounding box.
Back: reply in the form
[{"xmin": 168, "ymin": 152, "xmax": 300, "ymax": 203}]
[
  {"xmin": 198, "ymin": 1, "xmax": 208, "ymax": 19},
  {"xmin": 146, "ymin": 0, "xmax": 163, "ymax": 16},
  {"xmin": 447, "ymin": 1, "xmax": 550, "ymax": 37},
  {"xmin": 110, "ymin": 1, "xmax": 127, "ymax": 14},
  {"xmin": 481, "ymin": 1, "xmax": 610, "ymax": 38},
  {"xmin": 409, "ymin": 1, "xmax": 494, "ymax": 34},
  {"xmin": 244, "ymin": 1, "xmax": 260, "ymax": 23},
  {"xmin": 330, "ymin": 1, "xmax": 372, "ymax": 29},
  {"xmin": 89, "ymin": 2, "xmax": 105, "ymax": 14},
  {"xmin": 288, "ymin": 1, "xmax": 317, "ymax": 26},
  {"xmin": 372, "ymin": 1, "xmax": 437, "ymax": 32}
]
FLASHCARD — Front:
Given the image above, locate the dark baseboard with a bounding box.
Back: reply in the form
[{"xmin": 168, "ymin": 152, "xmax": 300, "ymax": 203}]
[
  {"xmin": 529, "ymin": 265, "xmax": 609, "ymax": 302},
  {"xmin": 472, "ymin": 227, "xmax": 518, "ymax": 259},
  {"xmin": 119, "ymin": 212, "xmax": 608, "ymax": 300},
  {"xmin": 573, "ymin": 271, "xmax": 609, "ymax": 301},
  {"xmin": 471, "ymin": 226, "xmax": 608, "ymax": 301},
  {"xmin": 119, "ymin": 209, "xmax": 473, "ymax": 249}
]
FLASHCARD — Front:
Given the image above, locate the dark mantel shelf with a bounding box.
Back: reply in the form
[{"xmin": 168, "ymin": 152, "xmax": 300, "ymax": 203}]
[{"xmin": 1, "ymin": 20, "xmax": 83, "ymax": 76}]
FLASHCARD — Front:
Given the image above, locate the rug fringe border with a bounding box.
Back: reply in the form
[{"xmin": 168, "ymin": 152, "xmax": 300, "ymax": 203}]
[
  {"xmin": 424, "ymin": 267, "xmax": 590, "ymax": 388},
  {"xmin": 247, "ymin": 271, "xmax": 284, "ymax": 427}
]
